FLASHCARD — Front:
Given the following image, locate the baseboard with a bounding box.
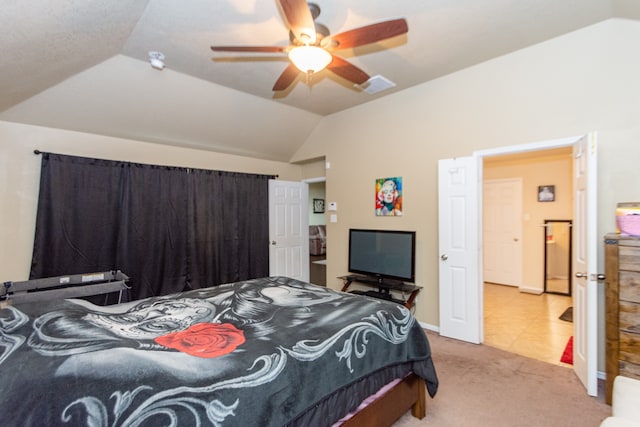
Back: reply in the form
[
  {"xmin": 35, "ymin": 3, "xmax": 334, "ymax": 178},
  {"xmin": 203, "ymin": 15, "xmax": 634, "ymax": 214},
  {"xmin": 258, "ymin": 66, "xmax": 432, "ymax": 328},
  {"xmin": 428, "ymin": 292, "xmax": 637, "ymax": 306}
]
[
  {"xmin": 419, "ymin": 321, "xmax": 439, "ymax": 333},
  {"xmin": 518, "ymin": 286, "xmax": 543, "ymax": 295}
]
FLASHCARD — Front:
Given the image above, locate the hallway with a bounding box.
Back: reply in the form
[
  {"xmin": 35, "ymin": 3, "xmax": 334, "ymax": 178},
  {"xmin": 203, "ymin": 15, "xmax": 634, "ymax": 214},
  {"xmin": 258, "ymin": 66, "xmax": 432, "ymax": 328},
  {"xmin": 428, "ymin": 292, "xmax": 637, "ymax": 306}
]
[
  {"xmin": 309, "ymin": 255, "xmax": 326, "ymax": 286},
  {"xmin": 484, "ymin": 282, "xmax": 573, "ymax": 366}
]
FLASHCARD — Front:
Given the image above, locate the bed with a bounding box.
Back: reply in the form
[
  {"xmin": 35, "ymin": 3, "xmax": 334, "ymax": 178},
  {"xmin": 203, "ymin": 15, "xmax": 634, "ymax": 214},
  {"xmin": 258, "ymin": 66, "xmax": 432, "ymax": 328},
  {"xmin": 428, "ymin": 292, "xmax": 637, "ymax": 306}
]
[{"xmin": 0, "ymin": 276, "xmax": 438, "ymax": 426}]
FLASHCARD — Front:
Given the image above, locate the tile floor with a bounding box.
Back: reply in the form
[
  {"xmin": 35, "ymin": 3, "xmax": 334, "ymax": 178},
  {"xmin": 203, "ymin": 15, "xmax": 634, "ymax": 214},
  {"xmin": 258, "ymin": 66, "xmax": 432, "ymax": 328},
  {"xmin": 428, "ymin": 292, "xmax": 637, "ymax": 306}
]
[{"xmin": 483, "ymin": 282, "xmax": 574, "ymax": 366}]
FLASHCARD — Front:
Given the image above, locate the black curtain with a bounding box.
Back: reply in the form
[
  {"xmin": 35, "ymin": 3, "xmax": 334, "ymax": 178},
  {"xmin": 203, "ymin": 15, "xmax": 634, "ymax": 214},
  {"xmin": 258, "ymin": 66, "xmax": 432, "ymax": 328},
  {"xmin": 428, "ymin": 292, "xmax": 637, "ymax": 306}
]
[
  {"xmin": 187, "ymin": 169, "xmax": 270, "ymax": 289},
  {"xmin": 30, "ymin": 153, "xmax": 273, "ymax": 300}
]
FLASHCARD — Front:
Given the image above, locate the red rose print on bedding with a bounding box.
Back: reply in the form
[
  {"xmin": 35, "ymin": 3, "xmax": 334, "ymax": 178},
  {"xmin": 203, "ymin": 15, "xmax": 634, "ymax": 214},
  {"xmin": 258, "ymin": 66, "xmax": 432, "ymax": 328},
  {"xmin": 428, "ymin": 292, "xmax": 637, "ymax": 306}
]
[{"xmin": 154, "ymin": 323, "xmax": 245, "ymax": 358}]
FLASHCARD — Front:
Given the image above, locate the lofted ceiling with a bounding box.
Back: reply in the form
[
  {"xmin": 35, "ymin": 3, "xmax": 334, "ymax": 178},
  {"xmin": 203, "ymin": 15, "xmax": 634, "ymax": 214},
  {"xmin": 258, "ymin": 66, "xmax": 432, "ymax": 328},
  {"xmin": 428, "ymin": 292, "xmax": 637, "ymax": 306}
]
[{"xmin": 1, "ymin": 0, "xmax": 639, "ymax": 162}]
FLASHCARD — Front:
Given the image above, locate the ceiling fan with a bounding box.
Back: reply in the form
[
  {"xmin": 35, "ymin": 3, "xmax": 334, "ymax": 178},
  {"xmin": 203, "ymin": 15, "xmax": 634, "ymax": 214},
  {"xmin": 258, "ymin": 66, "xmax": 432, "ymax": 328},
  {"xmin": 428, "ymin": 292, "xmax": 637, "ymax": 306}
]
[{"xmin": 210, "ymin": 0, "xmax": 408, "ymax": 92}]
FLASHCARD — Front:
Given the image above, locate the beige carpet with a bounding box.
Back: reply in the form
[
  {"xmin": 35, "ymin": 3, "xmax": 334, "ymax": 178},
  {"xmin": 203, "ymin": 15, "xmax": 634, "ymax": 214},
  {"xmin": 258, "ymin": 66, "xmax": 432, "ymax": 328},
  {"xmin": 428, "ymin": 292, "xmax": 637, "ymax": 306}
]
[{"xmin": 393, "ymin": 331, "xmax": 610, "ymax": 427}]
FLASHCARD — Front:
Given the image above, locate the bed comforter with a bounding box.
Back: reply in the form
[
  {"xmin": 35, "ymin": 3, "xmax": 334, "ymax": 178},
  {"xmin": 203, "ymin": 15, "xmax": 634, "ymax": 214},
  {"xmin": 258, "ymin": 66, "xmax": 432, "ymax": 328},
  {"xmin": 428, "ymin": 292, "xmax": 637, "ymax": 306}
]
[{"xmin": 0, "ymin": 276, "xmax": 438, "ymax": 426}]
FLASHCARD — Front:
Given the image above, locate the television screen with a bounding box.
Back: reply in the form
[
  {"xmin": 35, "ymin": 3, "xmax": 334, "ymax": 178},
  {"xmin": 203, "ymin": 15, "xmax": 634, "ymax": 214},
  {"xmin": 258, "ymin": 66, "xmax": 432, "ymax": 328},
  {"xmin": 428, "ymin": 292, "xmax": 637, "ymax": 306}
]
[{"xmin": 348, "ymin": 229, "xmax": 416, "ymax": 283}]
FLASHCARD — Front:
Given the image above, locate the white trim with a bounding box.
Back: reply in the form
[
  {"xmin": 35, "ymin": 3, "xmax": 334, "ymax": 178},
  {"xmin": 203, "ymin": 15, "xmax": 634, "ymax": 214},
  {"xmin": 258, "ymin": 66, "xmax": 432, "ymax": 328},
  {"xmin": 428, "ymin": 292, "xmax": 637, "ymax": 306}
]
[
  {"xmin": 518, "ymin": 287, "xmax": 543, "ymax": 295},
  {"xmin": 419, "ymin": 321, "xmax": 440, "ymax": 333},
  {"xmin": 303, "ymin": 176, "xmax": 326, "ymax": 184},
  {"xmin": 474, "ymin": 135, "xmax": 582, "ymax": 157},
  {"xmin": 472, "ymin": 133, "xmax": 589, "ymax": 319}
]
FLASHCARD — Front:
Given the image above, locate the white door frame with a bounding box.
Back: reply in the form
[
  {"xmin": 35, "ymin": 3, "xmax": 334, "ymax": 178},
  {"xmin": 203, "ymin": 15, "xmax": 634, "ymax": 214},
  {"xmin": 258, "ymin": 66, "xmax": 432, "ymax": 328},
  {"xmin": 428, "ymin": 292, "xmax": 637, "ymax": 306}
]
[
  {"xmin": 304, "ymin": 177, "xmax": 326, "ymax": 184},
  {"xmin": 303, "ymin": 175, "xmax": 326, "ymax": 262},
  {"xmin": 475, "ymin": 134, "xmax": 598, "ymax": 395},
  {"xmin": 268, "ymin": 176, "xmax": 325, "ymax": 282}
]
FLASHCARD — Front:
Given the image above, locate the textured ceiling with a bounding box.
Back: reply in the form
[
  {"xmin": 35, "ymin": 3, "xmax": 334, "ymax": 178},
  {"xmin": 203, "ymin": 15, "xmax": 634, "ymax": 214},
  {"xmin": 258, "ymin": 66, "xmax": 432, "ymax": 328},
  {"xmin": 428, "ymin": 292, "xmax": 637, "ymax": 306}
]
[{"xmin": 1, "ymin": 0, "xmax": 638, "ymax": 161}]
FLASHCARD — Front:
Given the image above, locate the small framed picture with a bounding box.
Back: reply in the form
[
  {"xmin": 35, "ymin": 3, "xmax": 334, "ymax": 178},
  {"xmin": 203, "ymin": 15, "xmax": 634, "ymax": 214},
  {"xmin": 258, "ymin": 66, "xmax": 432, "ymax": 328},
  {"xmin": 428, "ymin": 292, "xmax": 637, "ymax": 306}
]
[
  {"xmin": 313, "ymin": 198, "xmax": 325, "ymax": 213},
  {"xmin": 538, "ymin": 185, "xmax": 555, "ymax": 202}
]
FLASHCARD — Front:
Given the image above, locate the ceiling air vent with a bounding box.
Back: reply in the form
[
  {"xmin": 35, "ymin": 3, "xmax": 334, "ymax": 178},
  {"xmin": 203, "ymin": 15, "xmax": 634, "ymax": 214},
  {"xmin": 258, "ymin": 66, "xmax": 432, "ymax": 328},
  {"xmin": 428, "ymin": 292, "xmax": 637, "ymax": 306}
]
[{"xmin": 358, "ymin": 75, "xmax": 396, "ymax": 95}]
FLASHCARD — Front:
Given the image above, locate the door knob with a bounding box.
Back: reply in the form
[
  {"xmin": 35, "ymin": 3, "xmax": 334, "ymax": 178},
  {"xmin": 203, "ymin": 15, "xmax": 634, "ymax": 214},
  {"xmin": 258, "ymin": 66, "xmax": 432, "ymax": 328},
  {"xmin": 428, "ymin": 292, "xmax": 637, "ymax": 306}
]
[
  {"xmin": 575, "ymin": 272, "xmax": 605, "ymax": 280},
  {"xmin": 441, "ymin": 254, "xmax": 448, "ymax": 261},
  {"xmin": 513, "ymin": 238, "xmax": 519, "ymax": 242},
  {"xmin": 271, "ymin": 241, "xmax": 276, "ymax": 245}
]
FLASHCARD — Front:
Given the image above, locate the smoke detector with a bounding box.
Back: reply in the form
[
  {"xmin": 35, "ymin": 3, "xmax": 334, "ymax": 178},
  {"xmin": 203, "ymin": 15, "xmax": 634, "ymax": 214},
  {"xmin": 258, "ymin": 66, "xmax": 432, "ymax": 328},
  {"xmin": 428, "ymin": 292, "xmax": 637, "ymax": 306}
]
[{"xmin": 149, "ymin": 51, "xmax": 165, "ymax": 70}]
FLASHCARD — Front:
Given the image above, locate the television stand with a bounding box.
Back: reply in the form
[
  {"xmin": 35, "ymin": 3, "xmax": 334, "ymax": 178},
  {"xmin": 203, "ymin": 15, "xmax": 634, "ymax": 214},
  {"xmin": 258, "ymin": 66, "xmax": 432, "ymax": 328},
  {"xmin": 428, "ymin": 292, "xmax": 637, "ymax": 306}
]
[{"xmin": 339, "ymin": 275, "xmax": 422, "ymax": 309}]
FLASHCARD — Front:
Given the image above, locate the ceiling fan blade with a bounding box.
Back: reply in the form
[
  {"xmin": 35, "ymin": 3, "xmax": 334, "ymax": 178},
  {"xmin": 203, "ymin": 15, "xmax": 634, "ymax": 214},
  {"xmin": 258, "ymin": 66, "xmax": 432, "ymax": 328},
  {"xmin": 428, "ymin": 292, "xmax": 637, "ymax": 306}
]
[
  {"xmin": 323, "ymin": 18, "xmax": 408, "ymax": 50},
  {"xmin": 273, "ymin": 63, "xmax": 300, "ymax": 91},
  {"xmin": 277, "ymin": 0, "xmax": 317, "ymax": 43},
  {"xmin": 211, "ymin": 46, "xmax": 288, "ymax": 53},
  {"xmin": 327, "ymin": 55, "xmax": 370, "ymax": 85}
]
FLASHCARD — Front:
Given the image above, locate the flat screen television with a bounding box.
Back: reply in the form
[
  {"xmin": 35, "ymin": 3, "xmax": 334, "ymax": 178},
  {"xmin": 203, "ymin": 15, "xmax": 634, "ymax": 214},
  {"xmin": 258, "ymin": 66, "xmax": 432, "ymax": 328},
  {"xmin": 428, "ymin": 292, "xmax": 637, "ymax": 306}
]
[{"xmin": 348, "ymin": 229, "xmax": 416, "ymax": 283}]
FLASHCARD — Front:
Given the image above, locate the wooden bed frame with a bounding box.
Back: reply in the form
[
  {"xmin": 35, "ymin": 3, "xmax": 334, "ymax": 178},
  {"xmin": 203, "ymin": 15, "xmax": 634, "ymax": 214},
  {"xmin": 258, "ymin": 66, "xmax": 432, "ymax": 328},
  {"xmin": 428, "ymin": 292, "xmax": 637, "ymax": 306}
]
[{"xmin": 343, "ymin": 373, "xmax": 426, "ymax": 427}]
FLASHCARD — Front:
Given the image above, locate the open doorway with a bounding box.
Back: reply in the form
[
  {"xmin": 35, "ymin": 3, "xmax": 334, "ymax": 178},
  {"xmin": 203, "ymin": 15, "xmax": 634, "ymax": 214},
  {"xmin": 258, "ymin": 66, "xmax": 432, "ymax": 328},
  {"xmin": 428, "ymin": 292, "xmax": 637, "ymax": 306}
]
[
  {"xmin": 308, "ymin": 180, "xmax": 326, "ymax": 286},
  {"xmin": 439, "ymin": 133, "xmax": 598, "ymax": 394},
  {"xmin": 482, "ymin": 147, "xmax": 574, "ymax": 366}
]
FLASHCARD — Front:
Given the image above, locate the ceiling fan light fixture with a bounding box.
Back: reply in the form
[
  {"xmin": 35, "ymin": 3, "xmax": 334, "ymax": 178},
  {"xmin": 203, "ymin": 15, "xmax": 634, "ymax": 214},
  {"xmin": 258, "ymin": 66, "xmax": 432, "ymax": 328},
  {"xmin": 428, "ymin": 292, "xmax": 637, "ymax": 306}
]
[{"xmin": 288, "ymin": 45, "xmax": 332, "ymax": 74}]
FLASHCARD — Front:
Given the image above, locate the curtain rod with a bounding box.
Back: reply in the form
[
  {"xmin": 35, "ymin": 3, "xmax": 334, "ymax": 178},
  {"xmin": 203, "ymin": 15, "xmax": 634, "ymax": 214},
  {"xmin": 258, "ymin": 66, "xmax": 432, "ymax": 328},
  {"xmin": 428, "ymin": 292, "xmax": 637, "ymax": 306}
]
[{"xmin": 32, "ymin": 149, "xmax": 279, "ymax": 178}]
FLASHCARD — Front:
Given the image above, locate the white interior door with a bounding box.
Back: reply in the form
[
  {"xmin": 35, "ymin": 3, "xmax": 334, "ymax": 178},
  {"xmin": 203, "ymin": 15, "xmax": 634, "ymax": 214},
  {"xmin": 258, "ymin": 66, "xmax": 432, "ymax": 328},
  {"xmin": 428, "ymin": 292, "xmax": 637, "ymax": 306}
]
[
  {"xmin": 268, "ymin": 180, "xmax": 309, "ymax": 281},
  {"xmin": 572, "ymin": 133, "xmax": 598, "ymax": 396},
  {"xmin": 483, "ymin": 179, "xmax": 523, "ymax": 286},
  {"xmin": 438, "ymin": 156, "xmax": 482, "ymax": 344}
]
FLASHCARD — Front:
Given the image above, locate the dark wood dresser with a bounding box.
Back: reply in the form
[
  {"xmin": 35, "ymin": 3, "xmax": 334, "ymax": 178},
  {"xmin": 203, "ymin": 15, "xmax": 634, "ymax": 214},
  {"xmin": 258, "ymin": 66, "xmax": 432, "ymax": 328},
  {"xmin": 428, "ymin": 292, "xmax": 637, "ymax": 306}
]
[{"xmin": 604, "ymin": 233, "xmax": 640, "ymax": 404}]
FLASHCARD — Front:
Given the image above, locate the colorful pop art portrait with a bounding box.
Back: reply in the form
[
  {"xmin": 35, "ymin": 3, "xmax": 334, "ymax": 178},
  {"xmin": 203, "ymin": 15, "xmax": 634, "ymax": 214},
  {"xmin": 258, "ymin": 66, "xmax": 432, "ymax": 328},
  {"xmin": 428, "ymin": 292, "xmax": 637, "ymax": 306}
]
[{"xmin": 375, "ymin": 177, "xmax": 402, "ymax": 216}]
